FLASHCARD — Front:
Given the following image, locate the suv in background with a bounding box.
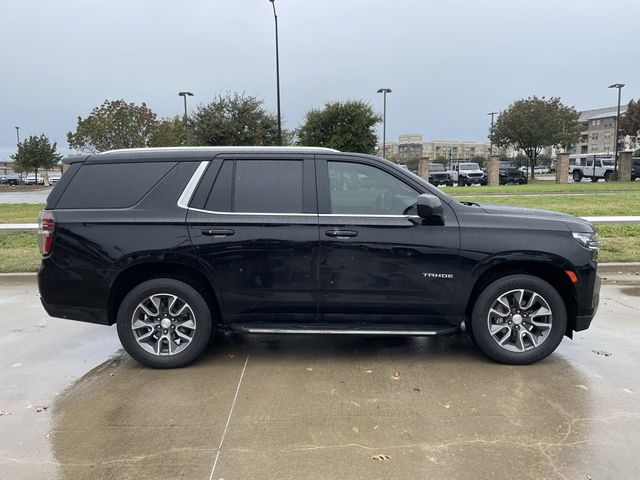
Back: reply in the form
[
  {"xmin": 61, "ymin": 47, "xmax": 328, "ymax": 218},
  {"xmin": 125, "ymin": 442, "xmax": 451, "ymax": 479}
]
[
  {"xmin": 448, "ymin": 162, "xmax": 484, "ymax": 186},
  {"xmin": 427, "ymin": 163, "xmax": 453, "ymax": 186},
  {"xmin": 38, "ymin": 147, "xmax": 600, "ymax": 368},
  {"xmin": 570, "ymin": 158, "xmax": 615, "ymax": 182},
  {"xmin": 632, "ymin": 157, "xmax": 640, "ymax": 181},
  {"xmin": 499, "ymin": 162, "xmax": 528, "ymax": 185},
  {"xmin": 1, "ymin": 174, "xmax": 23, "ymax": 186}
]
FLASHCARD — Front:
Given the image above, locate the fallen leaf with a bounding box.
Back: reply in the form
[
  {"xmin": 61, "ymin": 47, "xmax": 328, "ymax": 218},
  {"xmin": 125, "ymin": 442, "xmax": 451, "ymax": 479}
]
[
  {"xmin": 306, "ymin": 367, "xmax": 313, "ymax": 371},
  {"xmin": 391, "ymin": 372, "xmax": 401, "ymax": 380},
  {"xmin": 413, "ymin": 387, "xmax": 421, "ymax": 392},
  {"xmin": 371, "ymin": 454, "xmax": 390, "ymax": 461},
  {"xmin": 592, "ymin": 350, "xmax": 612, "ymax": 357},
  {"xmin": 35, "ymin": 406, "xmax": 48, "ymax": 413},
  {"xmin": 443, "ymin": 404, "xmax": 451, "ymax": 409},
  {"xmin": 575, "ymin": 384, "xmax": 589, "ymax": 390},
  {"xmin": 364, "ymin": 370, "xmax": 373, "ymax": 374}
]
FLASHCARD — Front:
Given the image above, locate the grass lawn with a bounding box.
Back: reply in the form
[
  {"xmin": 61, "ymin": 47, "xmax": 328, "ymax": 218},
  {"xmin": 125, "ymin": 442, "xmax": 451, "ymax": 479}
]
[
  {"xmin": 0, "ymin": 233, "xmax": 40, "ymax": 273},
  {"xmin": 0, "ymin": 203, "xmax": 44, "ymax": 223},
  {"xmin": 0, "ymin": 183, "xmax": 638, "ymax": 272}
]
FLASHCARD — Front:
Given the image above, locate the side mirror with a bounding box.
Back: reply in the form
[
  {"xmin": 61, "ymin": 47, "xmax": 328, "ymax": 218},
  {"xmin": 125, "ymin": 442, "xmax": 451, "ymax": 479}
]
[{"xmin": 416, "ymin": 194, "xmax": 443, "ymax": 221}]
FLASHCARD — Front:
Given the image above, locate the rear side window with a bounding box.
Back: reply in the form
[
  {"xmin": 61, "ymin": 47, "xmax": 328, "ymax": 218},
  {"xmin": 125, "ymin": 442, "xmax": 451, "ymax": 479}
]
[
  {"xmin": 202, "ymin": 160, "xmax": 304, "ymax": 213},
  {"xmin": 56, "ymin": 162, "xmax": 176, "ymax": 209}
]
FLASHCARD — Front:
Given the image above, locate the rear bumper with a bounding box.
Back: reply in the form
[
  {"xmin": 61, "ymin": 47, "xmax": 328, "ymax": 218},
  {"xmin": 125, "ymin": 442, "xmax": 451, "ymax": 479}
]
[{"xmin": 40, "ymin": 299, "xmax": 110, "ymax": 325}]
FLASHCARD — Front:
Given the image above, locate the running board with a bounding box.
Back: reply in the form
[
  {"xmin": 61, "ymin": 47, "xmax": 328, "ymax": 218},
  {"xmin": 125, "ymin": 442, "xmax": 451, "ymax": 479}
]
[{"xmin": 240, "ymin": 327, "xmax": 460, "ymax": 336}]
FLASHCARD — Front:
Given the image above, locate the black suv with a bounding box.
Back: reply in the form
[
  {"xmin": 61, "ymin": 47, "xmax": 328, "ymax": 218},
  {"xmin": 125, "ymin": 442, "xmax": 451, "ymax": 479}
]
[
  {"xmin": 427, "ymin": 163, "xmax": 453, "ymax": 186},
  {"xmin": 632, "ymin": 157, "xmax": 640, "ymax": 181},
  {"xmin": 38, "ymin": 147, "xmax": 601, "ymax": 368},
  {"xmin": 499, "ymin": 162, "xmax": 528, "ymax": 185}
]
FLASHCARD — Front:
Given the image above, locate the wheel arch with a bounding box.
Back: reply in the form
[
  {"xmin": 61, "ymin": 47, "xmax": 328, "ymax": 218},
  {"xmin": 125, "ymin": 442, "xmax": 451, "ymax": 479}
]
[
  {"xmin": 107, "ymin": 261, "xmax": 222, "ymax": 326},
  {"xmin": 465, "ymin": 261, "xmax": 578, "ymax": 337}
]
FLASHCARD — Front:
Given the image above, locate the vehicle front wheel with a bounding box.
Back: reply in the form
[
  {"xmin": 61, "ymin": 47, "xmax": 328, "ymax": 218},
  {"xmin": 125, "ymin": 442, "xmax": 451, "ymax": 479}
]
[
  {"xmin": 572, "ymin": 171, "xmax": 582, "ymax": 182},
  {"xmin": 116, "ymin": 278, "xmax": 213, "ymax": 368},
  {"xmin": 470, "ymin": 274, "xmax": 567, "ymax": 365},
  {"xmin": 604, "ymin": 171, "xmax": 612, "ymax": 182}
]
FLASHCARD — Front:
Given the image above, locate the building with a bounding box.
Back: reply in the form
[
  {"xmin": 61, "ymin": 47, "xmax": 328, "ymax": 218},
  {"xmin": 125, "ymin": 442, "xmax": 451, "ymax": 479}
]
[
  {"xmin": 377, "ymin": 134, "xmax": 497, "ymax": 165},
  {"xmin": 570, "ymin": 105, "xmax": 629, "ymax": 156}
]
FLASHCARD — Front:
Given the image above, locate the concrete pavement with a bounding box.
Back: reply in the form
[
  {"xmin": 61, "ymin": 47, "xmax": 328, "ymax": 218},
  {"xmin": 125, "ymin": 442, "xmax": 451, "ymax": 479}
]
[{"xmin": 1, "ymin": 275, "xmax": 639, "ymax": 479}]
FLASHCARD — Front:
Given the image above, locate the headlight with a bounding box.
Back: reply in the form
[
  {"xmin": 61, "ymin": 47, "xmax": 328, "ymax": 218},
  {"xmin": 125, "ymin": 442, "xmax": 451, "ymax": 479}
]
[{"xmin": 572, "ymin": 232, "xmax": 600, "ymax": 259}]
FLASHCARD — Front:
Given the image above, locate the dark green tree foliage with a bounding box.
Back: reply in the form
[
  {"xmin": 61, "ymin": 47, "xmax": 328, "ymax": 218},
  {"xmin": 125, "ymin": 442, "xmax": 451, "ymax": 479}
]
[
  {"xmin": 491, "ymin": 96, "xmax": 581, "ymax": 178},
  {"xmin": 11, "ymin": 135, "xmax": 62, "ymax": 179},
  {"xmin": 191, "ymin": 93, "xmax": 279, "ymax": 146},
  {"xmin": 149, "ymin": 116, "xmax": 187, "ymax": 147},
  {"xmin": 297, "ymin": 100, "xmax": 381, "ymax": 154},
  {"xmin": 620, "ymin": 99, "xmax": 640, "ymax": 144},
  {"xmin": 67, "ymin": 99, "xmax": 159, "ymax": 153}
]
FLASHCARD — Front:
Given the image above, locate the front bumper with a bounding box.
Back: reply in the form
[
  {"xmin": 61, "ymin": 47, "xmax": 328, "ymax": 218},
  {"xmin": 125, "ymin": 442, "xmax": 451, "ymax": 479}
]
[{"xmin": 574, "ymin": 274, "xmax": 601, "ymax": 331}]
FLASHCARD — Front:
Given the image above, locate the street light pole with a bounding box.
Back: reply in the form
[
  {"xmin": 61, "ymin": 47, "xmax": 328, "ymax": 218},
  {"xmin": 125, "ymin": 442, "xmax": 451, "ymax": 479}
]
[
  {"xmin": 487, "ymin": 112, "xmax": 498, "ymax": 157},
  {"xmin": 269, "ymin": 0, "xmax": 282, "ymax": 146},
  {"xmin": 178, "ymin": 91, "xmax": 194, "ymax": 145},
  {"xmin": 377, "ymin": 88, "xmax": 392, "ymax": 159},
  {"xmin": 608, "ymin": 83, "xmax": 625, "ymax": 175},
  {"xmin": 15, "ymin": 126, "xmax": 20, "ymax": 146}
]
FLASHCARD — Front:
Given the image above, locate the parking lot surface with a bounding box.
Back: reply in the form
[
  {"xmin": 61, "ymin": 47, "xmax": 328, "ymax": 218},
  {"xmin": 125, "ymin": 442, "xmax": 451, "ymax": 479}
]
[{"xmin": 1, "ymin": 274, "xmax": 639, "ymax": 480}]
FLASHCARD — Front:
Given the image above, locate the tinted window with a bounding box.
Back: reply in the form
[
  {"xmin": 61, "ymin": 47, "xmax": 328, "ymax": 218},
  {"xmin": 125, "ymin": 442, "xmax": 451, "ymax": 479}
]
[
  {"xmin": 204, "ymin": 161, "xmax": 233, "ymax": 212},
  {"xmin": 328, "ymin": 161, "xmax": 419, "ymax": 215},
  {"xmin": 57, "ymin": 162, "xmax": 176, "ymax": 209},
  {"xmin": 233, "ymin": 160, "xmax": 303, "ymax": 213}
]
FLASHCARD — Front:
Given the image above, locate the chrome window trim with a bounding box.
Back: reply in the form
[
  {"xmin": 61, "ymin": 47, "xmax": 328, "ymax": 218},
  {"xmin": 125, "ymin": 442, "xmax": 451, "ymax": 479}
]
[
  {"xmin": 176, "ymin": 160, "xmax": 420, "ymax": 219},
  {"xmin": 177, "ymin": 161, "xmax": 209, "ymax": 209}
]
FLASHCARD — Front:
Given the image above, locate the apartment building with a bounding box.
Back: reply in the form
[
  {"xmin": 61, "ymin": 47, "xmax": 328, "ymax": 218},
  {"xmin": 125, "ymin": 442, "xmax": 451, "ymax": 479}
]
[
  {"xmin": 570, "ymin": 105, "xmax": 629, "ymax": 156},
  {"xmin": 377, "ymin": 134, "xmax": 496, "ymax": 163}
]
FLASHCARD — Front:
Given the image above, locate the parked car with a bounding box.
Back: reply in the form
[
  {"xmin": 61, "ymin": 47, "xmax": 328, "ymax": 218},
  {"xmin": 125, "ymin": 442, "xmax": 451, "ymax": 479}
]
[
  {"xmin": 427, "ymin": 163, "xmax": 453, "ymax": 186},
  {"xmin": 569, "ymin": 158, "xmax": 615, "ymax": 182},
  {"xmin": 1, "ymin": 174, "xmax": 24, "ymax": 186},
  {"xmin": 632, "ymin": 158, "xmax": 640, "ymax": 181},
  {"xmin": 48, "ymin": 173, "xmax": 62, "ymax": 184},
  {"xmin": 24, "ymin": 173, "xmax": 45, "ymax": 185},
  {"xmin": 38, "ymin": 147, "xmax": 600, "ymax": 368},
  {"xmin": 499, "ymin": 163, "xmax": 528, "ymax": 185},
  {"xmin": 448, "ymin": 162, "xmax": 484, "ymax": 186}
]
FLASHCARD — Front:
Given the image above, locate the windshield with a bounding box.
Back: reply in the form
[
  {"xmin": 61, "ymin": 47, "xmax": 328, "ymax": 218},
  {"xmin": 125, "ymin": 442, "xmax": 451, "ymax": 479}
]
[
  {"xmin": 429, "ymin": 164, "xmax": 445, "ymax": 172},
  {"xmin": 459, "ymin": 163, "xmax": 480, "ymax": 171}
]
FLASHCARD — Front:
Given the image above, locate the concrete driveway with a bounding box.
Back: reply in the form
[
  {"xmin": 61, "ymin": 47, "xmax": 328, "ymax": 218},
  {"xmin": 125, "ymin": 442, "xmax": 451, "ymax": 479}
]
[{"xmin": 1, "ymin": 274, "xmax": 639, "ymax": 480}]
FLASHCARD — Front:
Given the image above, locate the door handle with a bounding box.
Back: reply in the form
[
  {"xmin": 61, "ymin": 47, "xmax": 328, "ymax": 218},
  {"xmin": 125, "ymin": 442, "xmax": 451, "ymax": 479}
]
[
  {"xmin": 325, "ymin": 229, "xmax": 358, "ymax": 238},
  {"xmin": 202, "ymin": 229, "xmax": 235, "ymax": 237}
]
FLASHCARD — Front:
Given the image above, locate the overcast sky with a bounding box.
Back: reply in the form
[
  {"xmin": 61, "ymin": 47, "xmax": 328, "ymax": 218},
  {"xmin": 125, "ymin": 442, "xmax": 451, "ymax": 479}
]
[{"xmin": 1, "ymin": 0, "xmax": 638, "ymax": 159}]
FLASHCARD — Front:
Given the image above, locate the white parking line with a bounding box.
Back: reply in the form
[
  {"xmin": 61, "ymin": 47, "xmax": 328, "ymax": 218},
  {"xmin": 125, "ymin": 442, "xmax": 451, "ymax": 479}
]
[{"xmin": 208, "ymin": 354, "xmax": 249, "ymax": 480}]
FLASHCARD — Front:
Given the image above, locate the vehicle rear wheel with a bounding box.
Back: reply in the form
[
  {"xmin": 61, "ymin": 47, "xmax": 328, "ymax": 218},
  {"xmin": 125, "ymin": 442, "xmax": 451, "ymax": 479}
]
[
  {"xmin": 116, "ymin": 278, "xmax": 212, "ymax": 368},
  {"xmin": 470, "ymin": 274, "xmax": 567, "ymax": 365},
  {"xmin": 572, "ymin": 171, "xmax": 582, "ymax": 182}
]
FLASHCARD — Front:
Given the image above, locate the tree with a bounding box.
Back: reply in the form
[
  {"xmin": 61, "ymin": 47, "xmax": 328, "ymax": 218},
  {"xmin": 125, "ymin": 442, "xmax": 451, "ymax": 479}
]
[
  {"xmin": 297, "ymin": 100, "xmax": 381, "ymax": 154},
  {"xmin": 491, "ymin": 96, "xmax": 581, "ymax": 178},
  {"xmin": 620, "ymin": 99, "xmax": 640, "ymax": 145},
  {"xmin": 191, "ymin": 93, "xmax": 280, "ymax": 146},
  {"xmin": 149, "ymin": 116, "xmax": 186, "ymax": 147},
  {"xmin": 11, "ymin": 135, "xmax": 62, "ymax": 181},
  {"xmin": 67, "ymin": 99, "xmax": 159, "ymax": 153}
]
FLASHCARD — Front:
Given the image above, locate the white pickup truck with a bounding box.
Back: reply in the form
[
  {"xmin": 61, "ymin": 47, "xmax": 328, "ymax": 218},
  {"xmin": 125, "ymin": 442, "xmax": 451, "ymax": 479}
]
[
  {"xmin": 448, "ymin": 162, "xmax": 485, "ymax": 186},
  {"xmin": 569, "ymin": 157, "xmax": 615, "ymax": 182}
]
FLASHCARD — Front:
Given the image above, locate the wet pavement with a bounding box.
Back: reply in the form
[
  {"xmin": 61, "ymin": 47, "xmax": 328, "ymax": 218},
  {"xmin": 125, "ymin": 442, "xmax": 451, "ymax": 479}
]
[{"xmin": 1, "ymin": 275, "xmax": 639, "ymax": 480}]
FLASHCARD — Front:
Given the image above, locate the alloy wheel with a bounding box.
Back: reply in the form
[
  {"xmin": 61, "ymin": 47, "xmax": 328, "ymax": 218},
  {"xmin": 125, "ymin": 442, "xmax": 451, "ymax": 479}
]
[{"xmin": 486, "ymin": 289, "xmax": 553, "ymax": 353}]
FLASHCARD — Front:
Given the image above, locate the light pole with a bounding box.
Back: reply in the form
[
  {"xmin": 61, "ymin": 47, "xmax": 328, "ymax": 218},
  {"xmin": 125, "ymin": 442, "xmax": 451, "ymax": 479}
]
[
  {"xmin": 15, "ymin": 126, "xmax": 20, "ymax": 146},
  {"xmin": 268, "ymin": 0, "xmax": 282, "ymax": 146},
  {"xmin": 377, "ymin": 88, "xmax": 392, "ymax": 159},
  {"xmin": 487, "ymin": 112, "xmax": 498, "ymax": 157},
  {"xmin": 178, "ymin": 91, "xmax": 194, "ymax": 145},
  {"xmin": 608, "ymin": 83, "xmax": 624, "ymax": 175}
]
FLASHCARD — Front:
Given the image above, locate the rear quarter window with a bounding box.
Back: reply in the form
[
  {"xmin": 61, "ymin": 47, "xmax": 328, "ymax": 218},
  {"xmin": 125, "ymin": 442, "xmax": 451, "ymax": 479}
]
[{"xmin": 56, "ymin": 162, "xmax": 176, "ymax": 209}]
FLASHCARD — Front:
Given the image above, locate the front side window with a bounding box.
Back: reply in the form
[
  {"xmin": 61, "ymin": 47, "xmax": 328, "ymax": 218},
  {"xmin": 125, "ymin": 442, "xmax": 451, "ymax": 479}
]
[{"xmin": 328, "ymin": 161, "xmax": 419, "ymax": 215}]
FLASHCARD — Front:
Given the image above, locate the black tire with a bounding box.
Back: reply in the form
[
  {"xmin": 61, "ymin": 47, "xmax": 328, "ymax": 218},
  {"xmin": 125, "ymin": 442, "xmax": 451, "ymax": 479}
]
[
  {"xmin": 604, "ymin": 171, "xmax": 612, "ymax": 182},
  {"xmin": 572, "ymin": 170, "xmax": 582, "ymax": 182},
  {"xmin": 470, "ymin": 274, "xmax": 567, "ymax": 365},
  {"xmin": 116, "ymin": 278, "xmax": 213, "ymax": 368},
  {"xmin": 590, "ymin": 176, "xmax": 598, "ymax": 182}
]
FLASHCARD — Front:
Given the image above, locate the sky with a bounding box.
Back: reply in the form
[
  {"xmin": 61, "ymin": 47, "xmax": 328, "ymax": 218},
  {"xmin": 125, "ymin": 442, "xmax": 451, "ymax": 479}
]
[{"xmin": 1, "ymin": 0, "xmax": 639, "ymax": 159}]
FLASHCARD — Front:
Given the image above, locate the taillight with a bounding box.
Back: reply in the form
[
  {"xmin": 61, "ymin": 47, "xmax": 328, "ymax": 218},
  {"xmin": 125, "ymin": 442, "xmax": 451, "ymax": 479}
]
[{"xmin": 37, "ymin": 210, "xmax": 55, "ymax": 256}]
